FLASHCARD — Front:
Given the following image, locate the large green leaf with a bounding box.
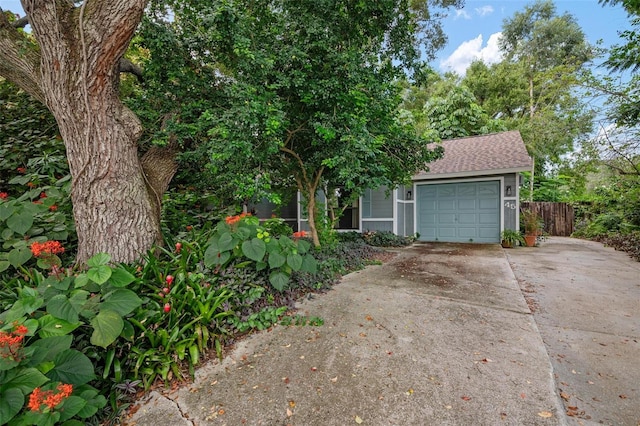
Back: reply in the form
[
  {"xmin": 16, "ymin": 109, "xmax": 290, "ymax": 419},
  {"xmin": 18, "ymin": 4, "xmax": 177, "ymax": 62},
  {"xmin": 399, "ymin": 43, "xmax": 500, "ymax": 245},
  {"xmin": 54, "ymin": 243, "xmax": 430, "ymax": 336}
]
[
  {"xmin": 38, "ymin": 315, "xmax": 80, "ymax": 337},
  {"xmin": 87, "ymin": 265, "xmax": 111, "ymax": 285},
  {"xmin": 6, "ymin": 211, "xmax": 33, "ymax": 235},
  {"xmin": 1, "ymin": 367, "xmax": 49, "ymax": 394},
  {"xmin": 286, "ymin": 253, "xmax": 303, "ymax": 271},
  {"xmin": 269, "ymin": 271, "xmax": 290, "ymax": 291},
  {"xmin": 301, "ymin": 254, "xmax": 318, "ymax": 273},
  {"xmin": 58, "ymin": 396, "xmax": 87, "ymax": 422},
  {"xmin": 242, "ymin": 238, "xmax": 266, "ymax": 262},
  {"xmin": 0, "ymin": 388, "xmax": 23, "ymax": 426},
  {"xmin": 0, "ymin": 202, "xmax": 16, "ymax": 221},
  {"xmin": 7, "ymin": 246, "xmax": 32, "ymax": 268},
  {"xmin": 0, "ymin": 260, "xmax": 9, "ymax": 273},
  {"xmin": 100, "ymin": 289, "xmax": 141, "ymax": 316},
  {"xmin": 296, "ymin": 239, "xmax": 311, "ymax": 254},
  {"xmin": 87, "ymin": 253, "xmax": 110, "ymax": 267},
  {"xmin": 108, "ymin": 267, "xmax": 135, "ymax": 287},
  {"xmin": 268, "ymin": 251, "xmax": 286, "ymax": 268},
  {"xmin": 47, "ymin": 294, "xmax": 79, "ymax": 323},
  {"xmin": 48, "ymin": 349, "xmax": 95, "ymax": 385},
  {"xmin": 27, "ymin": 335, "xmax": 73, "ymax": 367},
  {"xmin": 90, "ymin": 310, "xmax": 124, "ymax": 348},
  {"xmin": 204, "ymin": 244, "xmax": 230, "ymax": 267},
  {"xmin": 218, "ymin": 232, "xmax": 235, "ymax": 251}
]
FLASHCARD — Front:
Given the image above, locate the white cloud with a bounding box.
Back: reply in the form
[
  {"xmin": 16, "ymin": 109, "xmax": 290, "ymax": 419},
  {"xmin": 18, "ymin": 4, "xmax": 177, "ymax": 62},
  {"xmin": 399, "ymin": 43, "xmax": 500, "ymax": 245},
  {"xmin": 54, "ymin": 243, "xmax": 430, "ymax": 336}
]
[
  {"xmin": 475, "ymin": 5, "xmax": 494, "ymax": 17},
  {"xmin": 454, "ymin": 9, "xmax": 472, "ymax": 20},
  {"xmin": 439, "ymin": 32, "xmax": 503, "ymax": 76}
]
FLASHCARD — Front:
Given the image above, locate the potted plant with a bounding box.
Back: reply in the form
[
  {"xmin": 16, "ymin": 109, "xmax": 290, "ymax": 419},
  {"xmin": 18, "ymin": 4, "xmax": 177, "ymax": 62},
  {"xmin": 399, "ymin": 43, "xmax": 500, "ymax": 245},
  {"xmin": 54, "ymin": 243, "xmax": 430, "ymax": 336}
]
[
  {"xmin": 521, "ymin": 209, "xmax": 542, "ymax": 247},
  {"xmin": 501, "ymin": 229, "xmax": 525, "ymax": 248}
]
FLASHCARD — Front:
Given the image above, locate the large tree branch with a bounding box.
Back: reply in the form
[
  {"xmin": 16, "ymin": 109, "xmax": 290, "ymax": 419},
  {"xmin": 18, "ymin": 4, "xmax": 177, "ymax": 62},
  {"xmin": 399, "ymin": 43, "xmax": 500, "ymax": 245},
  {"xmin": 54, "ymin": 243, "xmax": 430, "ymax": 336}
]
[
  {"xmin": 0, "ymin": 9, "xmax": 44, "ymax": 103},
  {"xmin": 80, "ymin": 0, "xmax": 147, "ymax": 76}
]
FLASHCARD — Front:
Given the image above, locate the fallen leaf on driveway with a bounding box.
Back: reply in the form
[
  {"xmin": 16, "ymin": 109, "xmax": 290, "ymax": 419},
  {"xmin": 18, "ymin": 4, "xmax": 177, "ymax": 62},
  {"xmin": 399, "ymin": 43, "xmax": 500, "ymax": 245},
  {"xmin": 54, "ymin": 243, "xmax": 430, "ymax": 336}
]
[
  {"xmin": 355, "ymin": 415, "xmax": 363, "ymax": 424},
  {"xmin": 461, "ymin": 396, "xmax": 471, "ymax": 401},
  {"xmin": 560, "ymin": 392, "xmax": 570, "ymax": 401},
  {"xmin": 330, "ymin": 376, "xmax": 338, "ymax": 382},
  {"xmin": 537, "ymin": 411, "xmax": 553, "ymax": 418},
  {"xmin": 365, "ymin": 315, "xmax": 373, "ymax": 321},
  {"xmin": 286, "ymin": 408, "xmax": 293, "ymax": 417}
]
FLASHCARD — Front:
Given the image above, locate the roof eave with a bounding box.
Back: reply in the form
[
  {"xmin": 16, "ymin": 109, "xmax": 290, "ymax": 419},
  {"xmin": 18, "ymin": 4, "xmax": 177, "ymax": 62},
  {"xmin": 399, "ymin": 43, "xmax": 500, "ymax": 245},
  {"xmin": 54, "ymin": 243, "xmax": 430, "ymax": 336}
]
[{"xmin": 412, "ymin": 166, "xmax": 532, "ymax": 181}]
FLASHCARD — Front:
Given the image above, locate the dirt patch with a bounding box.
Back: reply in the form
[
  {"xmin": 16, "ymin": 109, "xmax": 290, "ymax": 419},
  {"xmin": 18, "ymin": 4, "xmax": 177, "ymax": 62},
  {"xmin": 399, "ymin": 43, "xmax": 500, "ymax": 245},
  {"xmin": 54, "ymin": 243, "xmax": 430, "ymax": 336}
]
[{"xmin": 392, "ymin": 258, "xmax": 454, "ymax": 287}]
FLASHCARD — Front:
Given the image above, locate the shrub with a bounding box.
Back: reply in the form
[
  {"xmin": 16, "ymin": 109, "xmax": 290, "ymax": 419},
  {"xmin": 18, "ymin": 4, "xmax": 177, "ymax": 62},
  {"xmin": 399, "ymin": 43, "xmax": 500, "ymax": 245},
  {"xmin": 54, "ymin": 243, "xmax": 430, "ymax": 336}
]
[
  {"xmin": 0, "ymin": 251, "xmax": 147, "ymax": 425},
  {"xmin": 595, "ymin": 231, "xmax": 640, "ymax": 262},
  {"xmin": 261, "ymin": 217, "xmax": 294, "ymax": 237},
  {"xmin": 362, "ymin": 230, "xmax": 416, "ymax": 247},
  {"xmin": 203, "ymin": 214, "xmax": 317, "ymax": 291}
]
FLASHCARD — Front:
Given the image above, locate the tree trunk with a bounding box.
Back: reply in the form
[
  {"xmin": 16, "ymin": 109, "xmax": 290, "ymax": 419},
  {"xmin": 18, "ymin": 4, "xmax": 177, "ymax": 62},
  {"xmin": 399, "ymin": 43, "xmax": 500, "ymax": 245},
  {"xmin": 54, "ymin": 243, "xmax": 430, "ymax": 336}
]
[
  {"xmin": 0, "ymin": 1, "xmax": 176, "ymax": 264},
  {"xmin": 304, "ymin": 187, "xmax": 321, "ymax": 247}
]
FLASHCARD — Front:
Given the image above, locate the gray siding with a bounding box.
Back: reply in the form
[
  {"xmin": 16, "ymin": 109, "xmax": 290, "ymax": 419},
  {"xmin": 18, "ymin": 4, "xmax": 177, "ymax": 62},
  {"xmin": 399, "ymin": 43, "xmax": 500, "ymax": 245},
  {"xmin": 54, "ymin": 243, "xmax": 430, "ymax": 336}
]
[
  {"xmin": 361, "ymin": 220, "xmax": 393, "ymax": 232},
  {"xmin": 363, "ymin": 186, "xmax": 393, "ymax": 218},
  {"xmin": 395, "ymin": 201, "xmax": 415, "ymax": 236},
  {"xmin": 503, "ymin": 173, "xmax": 519, "ymax": 231}
]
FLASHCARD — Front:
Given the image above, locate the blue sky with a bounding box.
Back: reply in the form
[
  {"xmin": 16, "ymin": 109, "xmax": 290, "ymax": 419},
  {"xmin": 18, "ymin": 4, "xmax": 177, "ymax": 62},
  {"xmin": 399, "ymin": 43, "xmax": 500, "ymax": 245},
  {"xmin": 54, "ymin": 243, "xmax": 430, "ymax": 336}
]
[{"xmin": 434, "ymin": 0, "xmax": 633, "ymax": 75}]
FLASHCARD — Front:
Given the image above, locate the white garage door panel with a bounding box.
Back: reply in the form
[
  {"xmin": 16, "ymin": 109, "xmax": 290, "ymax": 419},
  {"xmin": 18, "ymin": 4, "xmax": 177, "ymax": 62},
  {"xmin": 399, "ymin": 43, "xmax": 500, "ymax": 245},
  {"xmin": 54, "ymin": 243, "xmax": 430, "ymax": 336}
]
[{"xmin": 417, "ymin": 181, "xmax": 500, "ymax": 243}]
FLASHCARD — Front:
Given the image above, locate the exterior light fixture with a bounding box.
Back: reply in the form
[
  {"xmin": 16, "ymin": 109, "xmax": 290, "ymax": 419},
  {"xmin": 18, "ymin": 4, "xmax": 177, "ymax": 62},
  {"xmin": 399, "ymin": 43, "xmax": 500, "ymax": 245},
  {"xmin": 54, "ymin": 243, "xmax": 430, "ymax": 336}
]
[
  {"xmin": 506, "ymin": 185, "xmax": 512, "ymax": 196},
  {"xmin": 406, "ymin": 190, "xmax": 412, "ymax": 200}
]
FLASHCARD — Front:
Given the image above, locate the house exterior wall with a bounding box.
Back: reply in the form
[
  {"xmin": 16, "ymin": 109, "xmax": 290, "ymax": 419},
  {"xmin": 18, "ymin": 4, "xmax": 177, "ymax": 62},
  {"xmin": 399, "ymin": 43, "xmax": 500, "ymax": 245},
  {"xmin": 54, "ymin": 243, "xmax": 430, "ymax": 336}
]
[
  {"xmin": 252, "ymin": 172, "xmax": 522, "ymax": 238},
  {"xmin": 411, "ymin": 173, "xmax": 523, "ymax": 238},
  {"xmin": 361, "ymin": 186, "xmax": 394, "ymax": 232}
]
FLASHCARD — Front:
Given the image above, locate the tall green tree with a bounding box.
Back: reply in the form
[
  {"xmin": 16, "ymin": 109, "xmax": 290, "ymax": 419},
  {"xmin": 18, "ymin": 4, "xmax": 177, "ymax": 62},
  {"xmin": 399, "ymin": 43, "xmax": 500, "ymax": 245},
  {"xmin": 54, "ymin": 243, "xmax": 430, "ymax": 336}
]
[
  {"xmin": 463, "ymin": 0, "xmax": 594, "ymax": 200},
  {"xmin": 163, "ymin": 0, "xmax": 459, "ymax": 246}
]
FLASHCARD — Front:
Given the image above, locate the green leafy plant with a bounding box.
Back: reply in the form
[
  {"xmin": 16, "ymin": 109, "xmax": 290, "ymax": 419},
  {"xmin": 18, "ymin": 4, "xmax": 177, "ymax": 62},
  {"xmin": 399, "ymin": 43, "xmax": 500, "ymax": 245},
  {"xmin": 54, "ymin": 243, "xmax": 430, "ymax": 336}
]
[
  {"xmin": 0, "ymin": 251, "xmax": 139, "ymax": 425},
  {"xmin": 204, "ymin": 214, "xmax": 317, "ymax": 291},
  {"xmin": 521, "ymin": 209, "xmax": 543, "ymax": 236},
  {"xmin": 362, "ymin": 230, "xmax": 416, "ymax": 247},
  {"xmin": 500, "ymin": 229, "xmax": 525, "ymax": 247},
  {"xmin": 0, "ymin": 174, "xmax": 75, "ymax": 275}
]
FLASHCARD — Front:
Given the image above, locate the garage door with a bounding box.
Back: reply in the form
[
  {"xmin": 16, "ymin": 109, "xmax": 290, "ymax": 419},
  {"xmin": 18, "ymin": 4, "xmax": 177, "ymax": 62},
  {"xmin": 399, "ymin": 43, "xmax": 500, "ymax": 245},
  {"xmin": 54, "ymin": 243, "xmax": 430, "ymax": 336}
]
[{"xmin": 417, "ymin": 181, "xmax": 500, "ymax": 243}]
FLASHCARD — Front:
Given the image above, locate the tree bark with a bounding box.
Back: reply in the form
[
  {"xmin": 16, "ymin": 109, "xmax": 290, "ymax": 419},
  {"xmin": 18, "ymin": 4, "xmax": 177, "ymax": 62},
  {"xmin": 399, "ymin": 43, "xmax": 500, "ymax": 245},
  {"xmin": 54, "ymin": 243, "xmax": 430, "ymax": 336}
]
[{"xmin": 0, "ymin": 1, "xmax": 177, "ymax": 264}]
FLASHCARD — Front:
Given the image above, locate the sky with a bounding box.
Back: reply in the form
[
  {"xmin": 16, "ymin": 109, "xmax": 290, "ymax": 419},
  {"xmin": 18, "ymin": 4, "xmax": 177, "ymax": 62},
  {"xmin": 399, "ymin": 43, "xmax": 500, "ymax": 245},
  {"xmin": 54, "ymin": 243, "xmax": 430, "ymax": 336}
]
[{"xmin": 433, "ymin": 0, "xmax": 634, "ymax": 76}]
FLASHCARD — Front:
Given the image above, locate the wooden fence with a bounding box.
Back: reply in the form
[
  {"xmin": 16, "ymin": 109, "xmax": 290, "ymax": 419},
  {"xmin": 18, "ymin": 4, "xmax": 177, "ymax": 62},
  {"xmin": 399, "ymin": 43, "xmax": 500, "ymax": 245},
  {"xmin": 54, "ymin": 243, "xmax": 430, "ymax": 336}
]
[{"xmin": 520, "ymin": 202, "xmax": 575, "ymax": 236}]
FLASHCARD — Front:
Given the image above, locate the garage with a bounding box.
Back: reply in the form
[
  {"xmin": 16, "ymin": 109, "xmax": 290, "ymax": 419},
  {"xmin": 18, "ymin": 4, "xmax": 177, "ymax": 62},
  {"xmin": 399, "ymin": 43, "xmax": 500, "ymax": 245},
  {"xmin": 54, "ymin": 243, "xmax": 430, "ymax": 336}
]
[{"xmin": 417, "ymin": 181, "xmax": 500, "ymax": 243}]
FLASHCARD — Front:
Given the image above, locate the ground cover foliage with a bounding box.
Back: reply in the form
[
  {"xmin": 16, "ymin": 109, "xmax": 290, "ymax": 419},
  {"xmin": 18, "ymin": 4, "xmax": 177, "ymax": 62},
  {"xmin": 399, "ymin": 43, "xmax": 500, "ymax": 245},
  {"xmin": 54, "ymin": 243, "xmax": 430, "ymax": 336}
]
[{"xmin": 0, "ymin": 128, "xmax": 406, "ymax": 423}]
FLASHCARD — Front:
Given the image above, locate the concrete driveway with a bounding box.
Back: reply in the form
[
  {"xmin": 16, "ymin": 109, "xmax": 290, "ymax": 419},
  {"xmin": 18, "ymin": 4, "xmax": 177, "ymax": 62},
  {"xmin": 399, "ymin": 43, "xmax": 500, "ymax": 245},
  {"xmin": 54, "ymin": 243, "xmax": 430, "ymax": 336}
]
[
  {"xmin": 506, "ymin": 237, "xmax": 640, "ymax": 426},
  {"xmin": 127, "ymin": 242, "xmax": 564, "ymax": 426}
]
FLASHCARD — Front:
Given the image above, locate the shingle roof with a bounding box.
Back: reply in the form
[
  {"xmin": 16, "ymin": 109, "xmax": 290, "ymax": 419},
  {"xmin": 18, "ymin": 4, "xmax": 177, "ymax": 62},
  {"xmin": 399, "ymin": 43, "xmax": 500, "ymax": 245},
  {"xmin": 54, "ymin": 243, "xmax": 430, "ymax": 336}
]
[{"xmin": 414, "ymin": 130, "xmax": 533, "ymax": 180}]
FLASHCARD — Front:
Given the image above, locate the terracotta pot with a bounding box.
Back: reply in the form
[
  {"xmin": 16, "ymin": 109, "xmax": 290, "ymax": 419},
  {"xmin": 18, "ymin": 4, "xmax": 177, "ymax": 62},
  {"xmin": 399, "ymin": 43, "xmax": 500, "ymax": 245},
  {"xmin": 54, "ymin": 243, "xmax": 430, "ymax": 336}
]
[{"xmin": 524, "ymin": 234, "xmax": 537, "ymax": 247}]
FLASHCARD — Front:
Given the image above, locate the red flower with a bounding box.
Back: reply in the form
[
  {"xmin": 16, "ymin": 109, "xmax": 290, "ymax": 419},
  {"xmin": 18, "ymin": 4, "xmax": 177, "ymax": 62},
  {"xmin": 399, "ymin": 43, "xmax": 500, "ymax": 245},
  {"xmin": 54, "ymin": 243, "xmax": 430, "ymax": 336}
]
[
  {"xmin": 163, "ymin": 303, "xmax": 171, "ymax": 313},
  {"xmin": 49, "ymin": 205, "xmax": 58, "ymax": 212},
  {"xmin": 292, "ymin": 231, "xmax": 308, "ymax": 239},
  {"xmin": 17, "ymin": 167, "xmax": 26, "ymax": 174},
  {"xmin": 163, "ymin": 287, "xmax": 170, "ymax": 294},
  {"xmin": 27, "ymin": 182, "xmax": 35, "ymax": 188},
  {"xmin": 166, "ymin": 275, "xmax": 174, "ymax": 286},
  {"xmin": 225, "ymin": 215, "xmax": 241, "ymax": 225},
  {"xmin": 40, "ymin": 192, "xmax": 47, "ymax": 198},
  {"xmin": 186, "ymin": 225, "xmax": 193, "ymax": 231},
  {"xmin": 30, "ymin": 240, "xmax": 65, "ymax": 257},
  {"xmin": 175, "ymin": 242, "xmax": 182, "ymax": 253},
  {"xmin": 32, "ymin": 200, "xmax": 42, "ymax": 204},
  {"xmin": 28, "ymin": 383, "xmax": 73, "ymax": 412},
  {"xmin": 0, "ymin": 192, "xmax": 8, "ymax": 200}
]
